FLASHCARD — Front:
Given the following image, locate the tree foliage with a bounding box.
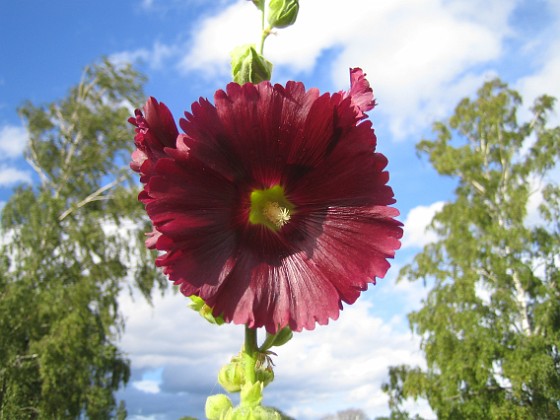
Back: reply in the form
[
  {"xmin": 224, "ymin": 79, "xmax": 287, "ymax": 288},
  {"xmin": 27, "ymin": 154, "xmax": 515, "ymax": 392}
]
[
  {"xmin": 0, "ymin": 59, "xmax": 164, "ymax": 419},
  {"xmin": 382, "ymin": 79, "xmax": 560, "ymax": 419}
]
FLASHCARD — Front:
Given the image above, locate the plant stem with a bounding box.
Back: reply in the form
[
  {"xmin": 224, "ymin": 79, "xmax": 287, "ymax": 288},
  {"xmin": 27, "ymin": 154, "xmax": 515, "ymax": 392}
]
[
  {"xmin": 259, "ymin": 6, "xmax": 269, "ymax": 55},
  {"xmin": 259, "ymin": 29, "xmax": 270, "ymax": 55},
  {"xmin": 243, "ymin": 326, "xmax": 258, "ymax": 384}
]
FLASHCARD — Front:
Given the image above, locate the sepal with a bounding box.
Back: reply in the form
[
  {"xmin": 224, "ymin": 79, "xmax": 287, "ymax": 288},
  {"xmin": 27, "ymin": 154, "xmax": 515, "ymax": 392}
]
[
  {"xmin": 259, "ymin": 326, "xmax": 293, "ymax": 351},
  {"xmin": 188, "ymin": 295, "xmax": 225, "ymax": 325},
  {"xmin": 239, "ymin": 381, "xmax": 264, "ymax": 407}
]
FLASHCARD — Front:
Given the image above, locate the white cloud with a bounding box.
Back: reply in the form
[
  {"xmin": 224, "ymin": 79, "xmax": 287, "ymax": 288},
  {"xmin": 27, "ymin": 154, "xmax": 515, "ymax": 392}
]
[
  {"xmin": 525, "ymin": 164, "xmax": 560, "ymax": 228},
  {"xmin": 0, "ymin": 165, "xmax": 32, "ymax": 186},
  {"xmin": 118, "ymin": 286, "xmax": 243, "ymax": 371},
  {"xmin": 268, "ymin": 300, "xmax": 429, "ymax": 418},
  {"xmin": 110, "ymin": 42, "xmax": 178, "ymax": 70},
  {"xmin": 0, "ymin": 125, "xmax": 28, "ymax": 159},
  {"xmin": 516, "ymin": 37, "xmax": 560, "ymax": 127},
  {"xmin": 132, "ymin": 379, "xmax": 161, "ymax": 394},
  {"xmin": 526, "ymin": 176, "xmax": 546, "ymax": 228},
  {"xmin": 119, "ymin": 285, "xmax": 430, "ymax": 419},
  {"xmin": 401, "ymin": 201, "xmax": 445, "ymax": 249},
  {"xmin": 180, "ymin": 0, "xmax": 516, "ymax": 138}
]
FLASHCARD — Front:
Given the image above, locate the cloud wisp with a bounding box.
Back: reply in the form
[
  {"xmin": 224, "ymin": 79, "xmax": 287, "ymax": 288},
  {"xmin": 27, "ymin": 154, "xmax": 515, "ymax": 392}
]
[
  {"xmin": 0, "ymin": 166, "xmax": 32, "ymax": 186},
  {"xmin": 0, "ymin": 125, "xmax": 32, "ymax": 187},
  {"xmin": 0, "ymin": 125, "xmax": 28, "ymax": 159},
  {"xmin": 401, "ymin": 201, "xmax": 445, "ymax": 249}
]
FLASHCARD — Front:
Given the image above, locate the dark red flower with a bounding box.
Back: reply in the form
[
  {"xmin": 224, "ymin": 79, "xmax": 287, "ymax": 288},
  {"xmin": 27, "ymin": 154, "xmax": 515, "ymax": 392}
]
[{"xmin": 130, "ymin": 68, "xmax": 402, "ymax": 333}]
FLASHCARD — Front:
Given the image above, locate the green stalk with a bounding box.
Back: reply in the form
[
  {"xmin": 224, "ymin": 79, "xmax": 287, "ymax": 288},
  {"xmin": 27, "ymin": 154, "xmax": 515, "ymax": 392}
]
[
  {"xmin": 243, "ymin": 325, "xmax": 258, "ymax": 384},
  {"xmin": 259, "ymin": 6, "xmax": 270, "ymax": 54}
]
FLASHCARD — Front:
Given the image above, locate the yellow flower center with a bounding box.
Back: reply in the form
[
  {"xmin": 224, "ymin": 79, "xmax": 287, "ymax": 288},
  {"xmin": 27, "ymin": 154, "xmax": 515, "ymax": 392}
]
[{"xmin": 249, "ymin": 185, "xmax": 294, "ymax": 231}]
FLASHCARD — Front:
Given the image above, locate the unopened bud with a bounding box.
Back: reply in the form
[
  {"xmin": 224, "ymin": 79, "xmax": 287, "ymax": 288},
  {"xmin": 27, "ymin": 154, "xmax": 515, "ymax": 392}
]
[
  {"xmin": 205, "ymin": 394, "xmax": 233, "ymax": 420},
  {"xmin": 218, "ymin": 356, "xmax": 245, "ymax": 392},
  {"xmin": 267, "ymin": 0, "xmax": 299, "ymax": 29},
  {"xmin": 231, "ymin": 45, "xmax": 273, "ymax": 84},
  {"xmin": 255, "ymin": 365, "xmax": 274, "ymax": 388}
]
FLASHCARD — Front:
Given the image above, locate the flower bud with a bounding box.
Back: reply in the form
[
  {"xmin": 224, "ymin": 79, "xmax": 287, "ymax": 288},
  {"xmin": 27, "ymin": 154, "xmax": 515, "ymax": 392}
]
[
  {"xmin": 267, "ymin": 0, "xmax": 299, "ymax": 29},
  {"xmin": 218, "ymin": 356, "xmax": 245, "ymax": 392},
  {"xmin": 205, "ymin": 394, "xmax": 233, "ymax": 420},
  {"xmin": 231, "ymin": 45, "xmax": 273, "ymax": 84},
  {"xmin": 255, "ymin": 365, "xmax": 274, "ymax": 387}
]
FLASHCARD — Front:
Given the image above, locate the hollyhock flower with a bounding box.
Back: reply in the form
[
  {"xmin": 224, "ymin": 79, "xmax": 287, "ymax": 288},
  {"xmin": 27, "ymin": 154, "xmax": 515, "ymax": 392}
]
[{"xmin": 130, "ymin": 68, "xmax": 402, "ymax": 333}]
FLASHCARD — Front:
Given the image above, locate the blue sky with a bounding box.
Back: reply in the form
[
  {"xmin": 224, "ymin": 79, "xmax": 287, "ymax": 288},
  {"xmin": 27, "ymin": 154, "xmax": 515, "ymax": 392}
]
[{"xmin": 1, "ymin": 0, "xmax": 559, "ymax": 418}]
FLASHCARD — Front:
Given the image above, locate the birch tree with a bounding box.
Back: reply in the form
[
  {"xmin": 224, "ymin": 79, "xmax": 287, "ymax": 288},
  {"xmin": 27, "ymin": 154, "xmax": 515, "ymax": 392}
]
[
  {"xmin": 0, "ymin": 59, "xmax": 163, "ymax": 419},
  {"xmin": 382, "ymin": 79, "xmax": 560, "ymax": 419}
]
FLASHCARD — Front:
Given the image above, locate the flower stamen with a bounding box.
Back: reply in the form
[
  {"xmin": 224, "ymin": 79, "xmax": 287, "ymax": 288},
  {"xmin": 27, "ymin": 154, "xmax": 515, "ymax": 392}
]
[{"xmin": 263, "ymin": 201, "xmax": 291, "ymax": 227}]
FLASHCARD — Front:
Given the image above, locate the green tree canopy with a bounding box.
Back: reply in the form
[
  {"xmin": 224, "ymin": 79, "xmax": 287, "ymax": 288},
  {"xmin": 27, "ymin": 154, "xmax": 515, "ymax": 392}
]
[
  {"xmin": 382, "ymin": 79, "xmax": 560, "ymax": 419},
  {"xmin": 0, "ymin": 59, "xmax": 163, "ymax": 419}
]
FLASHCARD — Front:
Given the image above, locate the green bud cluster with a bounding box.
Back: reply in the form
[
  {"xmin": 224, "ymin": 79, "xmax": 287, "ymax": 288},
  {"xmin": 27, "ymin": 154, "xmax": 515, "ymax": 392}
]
[
  {"xmin": 206, "ymin": 382, "xmax": 283, "ymax": 419},
  {"xmin": 207, "ymin": 402, "xmax": 282, "ymax": 420},
  {"xmin": 218, "ymin": 352, "xmax": 274, "ymax": 393},
  {"xmin": 207, "ymin": 326, "xmax": 294, "ymax": 419}
]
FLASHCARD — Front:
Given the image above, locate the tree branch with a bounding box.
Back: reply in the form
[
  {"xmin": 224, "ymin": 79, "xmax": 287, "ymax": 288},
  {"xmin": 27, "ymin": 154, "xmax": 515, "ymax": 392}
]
[{"xmin": 59, "ymin": 176, "xmax": 125, "ymax": 221}]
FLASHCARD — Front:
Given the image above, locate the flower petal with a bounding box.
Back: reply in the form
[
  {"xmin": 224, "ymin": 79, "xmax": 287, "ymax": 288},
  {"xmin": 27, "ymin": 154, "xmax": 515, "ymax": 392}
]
[
  {"xmin": 343, "ymin": 67, "xmax": 376, "ymax": 119},
  {"xmin": 129, "ymin": 97, "xmax": 179, "ymax": 182}
]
